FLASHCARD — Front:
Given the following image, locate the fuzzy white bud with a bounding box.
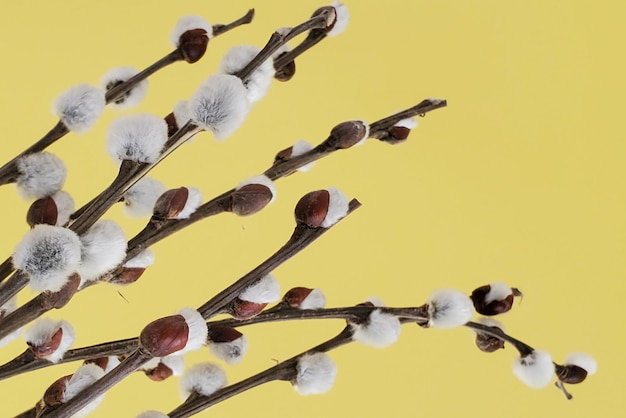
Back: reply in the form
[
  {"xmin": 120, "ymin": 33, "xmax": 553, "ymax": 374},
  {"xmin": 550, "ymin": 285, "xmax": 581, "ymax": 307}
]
[
  {"xmin": 106, "ymin": 114, "xmax": 168, "ymax": 164},
  {"xmin": 427, "ymin": 289, "xmax": 474, "ymax": 329},
  {"xmin": 236, "ymin": 175, "xmax": 276, "ymax": 203},
  {"xmin": 16, "ymin": 152, "xmax": 67, "ymax": 200},
  {"xmin": 123, "ymin": 177, "xmax": 167, "ymax": 218},
  {"xmin": 53, "ymin": 84, "xmax": 105, "ymax": 133},
  {"xmin": 513, "ymin": 349, "xmax": 555, "ymax": 389},
  {"xmin": 327, "ymin": 2, "xmax": 349, "ymax": 37},
  {"xmin": 100, "ymin": 66, "xmax": 149, "ymax": 109},
  {"xmin": 170, "ymin": 15, "xmax": 213, "ymax": 46},
  {"xmin": 51, "ymin": 191, "xmax": 75, "ymax": 227},
  {"xmin": 24, "ymin": 318, "xmax": 75, "ymax": 363},
  {"xmin": 177, "ymin": 308, "xmax": 208, "ymax": 355},
  {"xmin": 219, "ymin": 45, "xmax": 274, "ymax": 103},
  {"xmin": 180, "ymin": 362, "xmax": 227, "ymax": 399},
  {"xmin": 189, "ymin": 74, "xmax": 250, "ymax": 141},
  {"xmin": 299, "ymin": 288, "xmax": 326, "ymax": 310},
  {"xmin": 209, "ymin": 334, "xmax": 248, "ymax": 364},
  {"xmin": 239, "ymin": 274, "xmax": 281, "ymax": 304},
  {"xmin": 321, "ymin": 187, "xmax": 349, "ymax": 228},
  {"xmin": 124, "ymin": 249, "xmax": 155, "ymax": 269},
  {"xmin": 484, "ymin": 282, "xmax": 513, "ymax": 304},
  {"xmin": 176, "ymin": 187, "xmax": 203, "ymax": 219},
  {"xmin": 351, "ymin": 309, "xmax": 401, "ymax": 348},
  {"xmin": 294, "ymin": 352, "xmax": 337, "ymax": 395},
  {"xmin": 62, "ymin": 363, "xmax": 106, "ymax": 417},
  {"xmin": 564, "ymin": 352, "xmax": 598, "ymax": 375},
  {"xmin": 78, "ymin": 220, "xmax": 127, "ymax": 284},
  {"xmin": 13, "ymin": 225, "xmax": 81, "ymax": 292}
]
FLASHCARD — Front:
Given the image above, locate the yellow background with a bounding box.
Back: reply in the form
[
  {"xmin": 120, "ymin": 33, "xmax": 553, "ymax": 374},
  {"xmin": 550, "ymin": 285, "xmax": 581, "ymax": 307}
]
[{"xmin": 0, "ymin": 1, "xmax": 622, "ymax": 417}]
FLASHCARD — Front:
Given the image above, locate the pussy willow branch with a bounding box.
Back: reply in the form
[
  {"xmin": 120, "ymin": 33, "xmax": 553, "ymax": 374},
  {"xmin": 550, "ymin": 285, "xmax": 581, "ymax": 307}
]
[
  {"xmin": 0, "ymin": 303, "xmax": 424, "ymax": 380},
  {"xmin": 464, "ymin": 321, "xmax": 534, "ymax": 356},
  {"xmin": 26, "ymin": 200, "xmax": 361, "ymax": 418},
  {"xmin": 0, "ymin": 9, "xmax": 254, "ymax": 189},
  {"xmin": 168, "ymin": 325, "xmax": 355, "ymax": 418}
]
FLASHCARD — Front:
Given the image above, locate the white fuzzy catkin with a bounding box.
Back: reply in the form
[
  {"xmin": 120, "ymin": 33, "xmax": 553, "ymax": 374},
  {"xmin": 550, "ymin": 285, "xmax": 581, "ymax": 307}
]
[
  {"xmin": 180, "ymin": 362, "xmax": 227, "ymax": 398},
  {"xmin": 0, "ymin": 296, "xmax": 22, "ymax": 348},
  {"xmin": 484, "ymin": 282, "xmax": 513, "ymax": 304},
  {"xmin": 100, "ymin": 66, "xmax": 149, "ymax": 109},
  {"xmin": 427, "ymin": 289, "xmax": 474, "ymax": 329},
  {"xmin": 173, "ymin": 100, "xmax": 191, "ymax": 128},
  {"xmin": 13, "ymin": 224, "xmax": 82, "ymax": 292},
  {"xmin": 16, "ymin": 152, "xmax": 67, "ymax": 200},
  {"xmin": 124, "ymin": 248, "xmax": 155, "ymax": 269},
  {"xmin": 299, "ymin": 288, "xmax": 326, "ymax": 310},
  {"xmin": 294, "ymin": 352, "xmax": 337, "ymax": 395},
  {"xmin": 565, "ymin": 352, "xmax": 598, "ymax": 375},
  {"xmin": 123, "ymin": 177, "xmax": 167, "ymax": 218},
  {"xmin": 219, "ymin": 45, "xmax": 274, "ymax": 103},
  {"xmin": 62, "ymin": 363, "xmax": 106, "ymax": 417},
  {"xmin": 189, "ymin": 74, "xmax": 250, "ymax": 141},
  {"xmin": 291, "ymin": 140, "xmax": 315, "ymax": 172},
  {"xmin": 351, "ymin": 309, "xmax": 401, "ymax": 348},
  {"xmin": 137, "ymin": 411, "xmax": 169, "ymax": 418},
  {"xmin": 239, "ymin": 274, "xmax": 280, "ymax": 304},
  {"xmin": 512, "ymin": 350, "xmax": 555, "ymax": 389},
  {"xmin": 170, "ymin": 15, "xmax": 213, "ymax": 46},
  {"xmin": 321, "ymin": 187, "xmax": 349, "ymax": 228},
  {"xmin": 236, "ymin": 174, "xmax": 276, "ymax": 203},
  {"xmin": 24, "ymin": 318, "xmax": 75, "ymax": 363},
  {"xmin": 176, "ymin": 187, "xmax": 203, "ymax": 219},
  {"xmin": 51, "ymin": 191, "xmax": 75, "ymax": 226},
  {"xmin": 209, "ymin": 334, "xmax": 248, "ymax": 364},
  {"xmin": 78, "ymin": 220, "xmax": 127, "ymax": 284},
  {"xmin": 53, "ymin": 84, "xmax": 105, "ymax": 133},
  {"xmin": 327, "ymin": 2, "xmax": 349, "ymax": 37},
  {"xmin": 177, "ymin": 308, "xmax": 208, "ymax": 355},
  {"xmin": 106, "ymin": 114, "xmax": 168, "ymax": 164}
]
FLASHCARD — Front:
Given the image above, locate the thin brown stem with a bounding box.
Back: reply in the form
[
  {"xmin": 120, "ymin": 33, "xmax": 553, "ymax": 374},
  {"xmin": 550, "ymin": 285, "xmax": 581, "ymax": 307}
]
[
  {"xmin": 0, "ymin": 272, "xmax": 29, "ymax": 310},
  {"xmin": 212, "ymin": 9, "xmax": 255, "ymax": 37},
  {"xmin": 169, "ymin": 326, "xmax": 354, "ymax": 418},
  {"xmin": 464, "ymin": 321, "xmax": 535, "ymax": 356},
  {"xmin": 368, "ymin": 98, "xmax": 448, "ymax": 139},
  {"xmin": 273, "ymin": 24, "xmax": 327, "ymax": 72},
  {"xmin": 235, "ymin": 13, "xmax": 329, "ymax": 82}
]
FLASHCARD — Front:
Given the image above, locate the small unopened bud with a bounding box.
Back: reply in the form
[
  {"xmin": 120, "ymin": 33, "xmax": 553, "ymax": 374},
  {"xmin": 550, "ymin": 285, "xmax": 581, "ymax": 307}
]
[
  {"xmin": 230, "ymin": 298, "xmax": 267, "ymax": 320},
  {"xmin": 140, "ymin": 315, "xmax": 190, "ymax": 357},
  {"xmin": 144, "ymin": 355, "xmax": 184, "ymax": 382},
  {"xmin": 27, "ymin": 196, "xmax": 58, "ymax": 227},
  {"xmin": 171, "ymin": 16, "xmax": 213, "ymax": 63},
  {"xmin": 473, "ymin": 318, "xmax": 506, "ymax": 353},
  {"xmin": 274, "ymin": 51, "xmax": 296, "ymax": 82},
  {"xmin": 153, "ymin": 187, "xmax": 190, "ymax": 222},
  {"xmin": 471, "ymin": 282, "xmax": 521, "ymax": 316},
  {"xmin": 231, "ymin": 175, "xmax": 276, "ymax": 216},
  {"xmin": 274, "ymin": 140, "xmax": 315, "ymax": 173},
  {"xmin": 43, "ymin": 374, "xmax": 70, "ymax": 407},
  {"xmin": 560, "ymin": 352, "xmax": 597, "ymax": 383},
  {"xmin": 323, "ymin": 120, "xmax": 370, "ymax": 149},
  {"xmin": 295, "ymin": 188, "xmax": 349, "ymax": 228},
  {"xmin": 282, "ymin": 287, "xmax": 326, "ymax": 309},
  {"xmin": 207, "ymin": 326, "xmax": 248, "ymax": 364},
  {"xmin": 84, "ymin": 356, "xmax": 120, "ymax": 373},
  {"xmin": 112, "ymin": 249, "xmax": 155, "ymax": 285}
]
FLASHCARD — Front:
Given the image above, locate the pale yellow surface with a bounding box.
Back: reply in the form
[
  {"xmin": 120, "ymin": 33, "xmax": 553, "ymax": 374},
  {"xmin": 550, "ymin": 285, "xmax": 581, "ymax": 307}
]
[{"xmin": 0, "ymin": 1, "xmax": 623, "ymax": 417}]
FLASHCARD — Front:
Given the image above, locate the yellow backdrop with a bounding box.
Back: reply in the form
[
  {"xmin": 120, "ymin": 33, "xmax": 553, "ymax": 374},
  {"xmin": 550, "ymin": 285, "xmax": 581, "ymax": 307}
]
[{"xmin": 0, "ymin": 1, "xmax": 621, "ymax": 417}]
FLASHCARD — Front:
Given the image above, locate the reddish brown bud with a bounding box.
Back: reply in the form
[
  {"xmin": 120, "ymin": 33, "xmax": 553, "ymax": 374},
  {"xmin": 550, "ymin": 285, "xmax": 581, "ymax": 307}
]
[
  {"xmin": 282, "ymin": 287, "xmax": 314, "ymax": 308},
  {"xmin": 84, "ymin": 356, "xmax": 111, "ymax": 371},
  {"xmin": 385, "ymin": 126, "xmax": 411, "ymax": 144},
  {"xmin": 153, "ymin": 187, "xmax": 189, "ymax": 222},
  {"xmin": 323, "ymin": 120, "xmax": 369, "ymax": 150},
  {"xmin": 140, "ymin": 315, "xmax": 189, "ymax": 357},
  {"xmin": 164, "ymin": 112, "xmax": 179, "ymax": 137},
  {"xmin": 274, "ymin": 51, "xmax": 296, "ymax": 82},
  {"xmin": 43, "ymin": 374, "xmax": 70, "ymax": 406},
  {"xmin": 230, "ymin": 298, "xmax": 267, "ymax": 320},
  {"xmin": 144, "ymin": 362, "xmax": 174, "ymax": 382},
  {"xmin": 470, "ymin": 284, "xmax": 517, "ymax": 316},
  {"xmin": 231, "ymin": 184, "xmax": 273, "ymax": 216},
  {"xmin": 30, "ymin": 327, "xmax": 63, "ymax": 359},
  {"xmin": 46, "ymin": 274, "xmax": 81, "ymax": 309},
  {"xmin": 294, "ymin": 190, "xmax": 330, "ymax": 228},
  {"xmin": 207, "ymin": 325, "xmax": 243, "ymax": 343},
  {"xmin": 27, "ymin": 196, "xmax": 58, "ymax": 227},
  {"xmin": 179, "ymin": 29, "xmax": 209, "ymax": 63},
  {"xmin": 111, "ymin": 267, "xmax": 146, "ymax": 285},
  {"xmin": 556, "ymin": 364, "xmax": 588, "ymax": 384},
  {"xmin": 274, "ymin": 145, "xmax": 294, "ymax": 163},
  {"xmin": 311, "ymin": 6, "xmax": 337, "ymax": 33},
  {"xmin": 475, "ymin": 332, "xmax": 505, "ymax": 353}
]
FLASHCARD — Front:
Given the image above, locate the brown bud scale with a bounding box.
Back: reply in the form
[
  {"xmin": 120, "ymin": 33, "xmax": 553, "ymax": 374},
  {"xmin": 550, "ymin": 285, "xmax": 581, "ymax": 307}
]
[
  {"xmin": 294, "ymin": 190, "xmax": 330, "ymax": 228},
  {"xmin": 140, "ymin": 315, "xmax": 189, "ymax": 357}
]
